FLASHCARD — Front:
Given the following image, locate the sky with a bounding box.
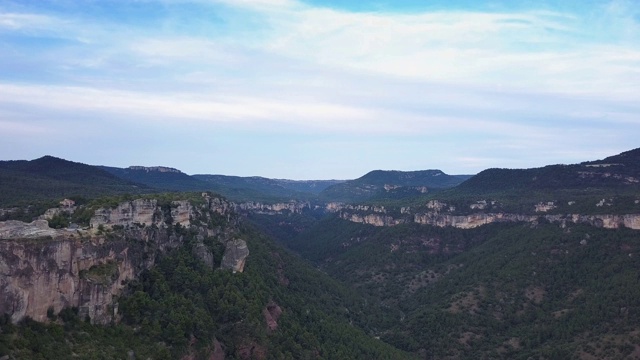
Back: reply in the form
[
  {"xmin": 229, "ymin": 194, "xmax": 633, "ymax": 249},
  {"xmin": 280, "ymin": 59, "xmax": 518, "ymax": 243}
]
[{"xmin": 0, "ymin": 0, "xmax": 638, "ymax": 179}]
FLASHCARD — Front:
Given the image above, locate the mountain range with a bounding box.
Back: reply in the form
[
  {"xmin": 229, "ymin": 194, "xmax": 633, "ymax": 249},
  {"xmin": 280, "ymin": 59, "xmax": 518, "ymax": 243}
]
[{"xmin": 0, "ymin": 156, "xmax": 473, "ymax": 206}]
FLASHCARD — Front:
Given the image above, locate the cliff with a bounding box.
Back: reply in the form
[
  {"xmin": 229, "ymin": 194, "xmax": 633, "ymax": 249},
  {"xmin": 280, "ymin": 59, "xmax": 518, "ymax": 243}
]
[
  {"xmin": 339, "ymin": 209, "xmax": 640, "ymax": 230},
  {"xmin": 0, "ymin": 195, "xmax": 248, "ymax": 325}
]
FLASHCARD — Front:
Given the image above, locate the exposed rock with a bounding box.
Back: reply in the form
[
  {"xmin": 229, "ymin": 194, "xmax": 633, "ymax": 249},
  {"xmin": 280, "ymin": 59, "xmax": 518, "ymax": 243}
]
[
  {"xmin": 234, "ymin": 201, "xmax": 310, "ymax": 215},
  {"xmin": 535, "ymin": 202, "xmax": 556, "ymax": 212},
  {"xmin": 171, "ymin": 200, "xmax": 193, "ymax": 226},
  {"xmin": 263, "ymin": 301, "xmax": 283, "ymax": 332},
  {"xmin": 0, "ymin": 196, "xmax": 244, "ymax": 325},
  {"xmin": 220, "ymin": 239, "xmax": 249, "ymax": 273},
  {"xmin": 340, "ymin": 209, "xmax": 640, "ymax": 230},
  {"xmin": 41, "ymin": 206, "xmax": 75, "ymax": 221},
  {"xmin": 0, "ymin": 220, "xmax": 66, "ymax": 239},
  {"xmin": 128, "ymin": 166, "xmax": 181, "ymax": 173},
  {"xmin": 90, "ymin": 199, "xmax": 159, "ymax": 228},
  {"xmin": 325, "ymin": 202, "xmax": 345, "ymax": 212},
  {"xmin": 340, "ymin": 212, "xmax": 404, "ymax": 227},
  {"xmin": 0, "ymin": 235, "xmax": 139, "ymax": 324},
  {"xmin": 211, "ymin": 339, "xmax": 225, "ymax": 360},
  {"xmin": 470, "ymin": 201, "xmax": 487, "ymax": 210},
  {"xmin": 193, "ymin": 242, "xmax": 214, "ymax": 268}
]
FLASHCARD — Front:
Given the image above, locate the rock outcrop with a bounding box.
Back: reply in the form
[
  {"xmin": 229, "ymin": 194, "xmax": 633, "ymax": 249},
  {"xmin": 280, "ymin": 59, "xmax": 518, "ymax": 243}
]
[
  {"xmin": 90, "ymin": 199, "xmax": 159, "ymax": 228},
  {"xmin": 234, "ymin": 201, "xmax": 310, "ymax": 215},
  {"xmin": 220, "ymin": 239, "xmax": 249, "ymax": 273},
  {"xmin": 0, "ymin": 229, "xmax": 150, "ymax": 324},
  {"xmin": 263, "ymin": 301, "xmax": 282, "ymax": 332},
  {"xmin": 89, "ymin": 199, "xmax": 194, "ymax": 229},
  {"xmin": 0, "ymin": 220, "xmax": 64, "ymax": 239}
]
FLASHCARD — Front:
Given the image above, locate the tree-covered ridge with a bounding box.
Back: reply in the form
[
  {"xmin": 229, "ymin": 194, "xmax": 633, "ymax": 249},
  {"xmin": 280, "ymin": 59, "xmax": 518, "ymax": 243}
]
[
  {"xmin": 319, "ymin": 169, "xmax": 471, "ymax": 203},
  {"xmin": 0, "ymin": 156, "xmax": 151, "ymax": 207}
]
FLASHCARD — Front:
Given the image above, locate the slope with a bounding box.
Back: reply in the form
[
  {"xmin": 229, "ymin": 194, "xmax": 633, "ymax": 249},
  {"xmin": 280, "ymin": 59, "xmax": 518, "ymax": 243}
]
[
  {"xmin": 0, "ymin": 156, "xmax": 149, "ymax": 206},
  {"xmin": 320, "ymin": 169, "xmax": 472, "ymax": 203},
  {"xmin": 286, "ymin": 216, "xmax": 640, "ymax": 359},
  {"xmin": 433, "ymin": 147, "xmax": 640, "ymax": 214},
  {"xmin": 100, "ymin": 165, "xmax": 212, "ymax": 192}
]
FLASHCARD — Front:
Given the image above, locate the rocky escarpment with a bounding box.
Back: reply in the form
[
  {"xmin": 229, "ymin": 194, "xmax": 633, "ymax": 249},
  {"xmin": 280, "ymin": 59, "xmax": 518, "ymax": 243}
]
[
  {"xmin": 0, "ymin": 221, "xmax": 167, "ymax": 324},
  {"xmin": 89, "ymin": 199, "xmax": 193, "ymax": 228},
  {"xmin": 234, "ymin": 201, "xmax": 310, "ymax": 215},
  {"xmin": 0, "ymin": 195, "xmax": 249, "ymax": 325},
  {"xmin": 336, "ymin": 198, "xmax": 640, "ymax": 230},
  {"xmin": 339, "ymin": 210, "xmax": 640, "ymax": 230}
]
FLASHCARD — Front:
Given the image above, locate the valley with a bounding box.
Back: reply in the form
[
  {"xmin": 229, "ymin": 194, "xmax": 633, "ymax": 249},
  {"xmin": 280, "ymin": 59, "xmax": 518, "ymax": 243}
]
[{"xmin": 1, "ymin": 148, "xmax": 640, "ymax": 359}]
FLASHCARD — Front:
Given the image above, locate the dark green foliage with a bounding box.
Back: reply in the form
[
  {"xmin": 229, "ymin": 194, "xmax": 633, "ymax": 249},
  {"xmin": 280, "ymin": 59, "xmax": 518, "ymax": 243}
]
[
  {"xmin": 47, "ymin": 213, "xmax": 70, "ymax": 229},
  {"xmin": 116, "ymin": 225, "xmax": 413, "ymax": 359},
  {"xmin": 194, "ymin": 174, "xmax": 343, "ymax": 200},
  {"xmin": 0, "ymin": 156, "xmax": 151, "ymax": 207},
  {"xmin": 288, "ymin": 216, "xmax": 640, "ymax": 359},
  {"xmin": 100, "ymin": 166, "xmax": 213, "ymax": 192},
  {"xmin": 319, "ymin": 169, "xmax": 471, "ymax": 203}
]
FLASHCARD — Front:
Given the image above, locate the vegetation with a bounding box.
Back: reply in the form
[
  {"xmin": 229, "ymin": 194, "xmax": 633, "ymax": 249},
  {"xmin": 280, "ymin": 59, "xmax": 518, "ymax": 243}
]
[
  {"xmin": 0, "ymin": 211, "xmax": 412, "ymax": 359},
  {"xmin": 278, "ymin": 216, "xmax": 640, "ymax": 359},
  {"xmin": 319, "ymin": 169, "xmax": 470, "ymax": 203},
  {"xmin": 0, "ymin": 156, "xmax": 151, "ymax": 207}
]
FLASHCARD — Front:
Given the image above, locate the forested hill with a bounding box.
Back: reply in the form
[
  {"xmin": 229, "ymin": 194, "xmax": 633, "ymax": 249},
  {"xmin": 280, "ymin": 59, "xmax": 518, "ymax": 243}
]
[
  {"xmin": 320, "ymin": 169, "xmax": 472, "ymax": 203},
  {"xmin": 100, "ymin": 165, "xmax": 212, "ymax": 192},
  {"xmin": 0, "ymin": 156, "xmax": 148, "ymax": 206},
  {"xmin": 452, "ymin": 147, "xmax": 640, "ymax": 195}
]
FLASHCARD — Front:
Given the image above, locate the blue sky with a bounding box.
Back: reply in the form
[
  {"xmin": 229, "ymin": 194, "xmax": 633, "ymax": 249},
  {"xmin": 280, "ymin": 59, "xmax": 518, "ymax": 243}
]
[{"xmin": 0, "ymin": 0, "xmax": 638, "ymax": 179}]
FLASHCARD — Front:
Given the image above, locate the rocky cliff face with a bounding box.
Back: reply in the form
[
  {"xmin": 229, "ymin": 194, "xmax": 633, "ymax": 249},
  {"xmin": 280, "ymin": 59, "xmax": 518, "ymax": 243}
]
[
  {"xmin": 234, "ymin": 201, "xmax": 310, "ymax": 215},
  {"xmin": 339, "ymin": 209, "xmax": 640, "ymax": 230},
  {"xmin": 0, "ymin": 224, "xmax": 157, "ymax": 324},
  {"xmin": 220, "ymin": 239, "xmax": 249, "ymax": 273},
  {"xmin": 0, "ymin": 195, "xmax": 247, "ymax": 325}
]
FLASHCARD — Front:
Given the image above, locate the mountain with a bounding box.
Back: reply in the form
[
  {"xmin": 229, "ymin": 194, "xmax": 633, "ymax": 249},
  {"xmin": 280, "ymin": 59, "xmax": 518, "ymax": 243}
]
[
  {"xmin": 99, "ymin": 165, "xmax": 213, "ymax": 192},
  {"xmin": 0, "ymin": 156, "xmax": 149, "ymax": 207},
  {"xmin": 435, "ymin": 147, "xmax": 640, "ymax": 214},
  {"xmin": 193, "ymin": 174, "xmax": 332, "ymax": 201},
  {"xmin": 320, "ymin": 169, "xmax": 472, "ymax": 203}
]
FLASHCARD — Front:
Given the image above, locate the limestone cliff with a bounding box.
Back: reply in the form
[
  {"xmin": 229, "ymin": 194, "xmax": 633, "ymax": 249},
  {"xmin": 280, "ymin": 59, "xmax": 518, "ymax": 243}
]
[
  {"xmin": 0, "ymin": 223, "xmax": 162, "ymax": 324},
  {"xmin": 234, "ymin": 201, "xmax": 310, "ymax": 215},
  {"xmin": 220, "ymin": 239, "xmax": 249, "ymax": 273},
  {"xmin": 0, "ymin": 195, "xmax": 247, "ymax": 325},
  {"xmin": 339, "ymin": 209, "xmax": 640, "ymax": 230}
]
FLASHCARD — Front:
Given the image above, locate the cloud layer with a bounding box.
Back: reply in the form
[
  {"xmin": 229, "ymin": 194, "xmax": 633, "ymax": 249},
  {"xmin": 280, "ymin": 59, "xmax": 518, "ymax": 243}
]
[{"xmin": 0, "ymin": 0, "xmax": 638, "ymax": 178}]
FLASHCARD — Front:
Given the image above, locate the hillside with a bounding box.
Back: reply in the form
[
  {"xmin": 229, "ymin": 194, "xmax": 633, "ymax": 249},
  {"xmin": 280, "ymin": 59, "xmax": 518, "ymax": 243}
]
[
  {"xmin": 279, "ymin": 215, "xmax": 640, "ymax": 359},
  {"xmin": 0, "ymin": 195, "xmax": 413, "ymax": 359},
  {"xmin": 0, "ymin": 156, "xmax": 149, "ymax": 207},
  {"xmin": 100, "ymin": 165, "xmax": 212, "ymax": 192},
  {"xmin": 320, "ymin": 169, "xmax": 472, "ymax": 203},
  {"xmin": 193, "ymin": 174, "xmax": 321, "ymax": 201},
  {"xmin": 431, "ymin": 147, "xmax": 640, "ymax": 214}
]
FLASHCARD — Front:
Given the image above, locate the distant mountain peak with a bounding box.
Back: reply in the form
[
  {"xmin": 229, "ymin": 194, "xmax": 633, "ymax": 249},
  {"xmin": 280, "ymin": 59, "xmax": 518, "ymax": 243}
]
[{"xmin": 127, "ymin": 166, "xmax": 183, "ymax": 174}]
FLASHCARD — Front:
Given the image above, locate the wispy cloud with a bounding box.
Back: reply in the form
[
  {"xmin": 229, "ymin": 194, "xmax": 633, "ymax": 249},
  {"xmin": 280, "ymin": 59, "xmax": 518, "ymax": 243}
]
[{"xmin": 0, "ymin": 0, "xmax": 638, "ymax": 177}]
